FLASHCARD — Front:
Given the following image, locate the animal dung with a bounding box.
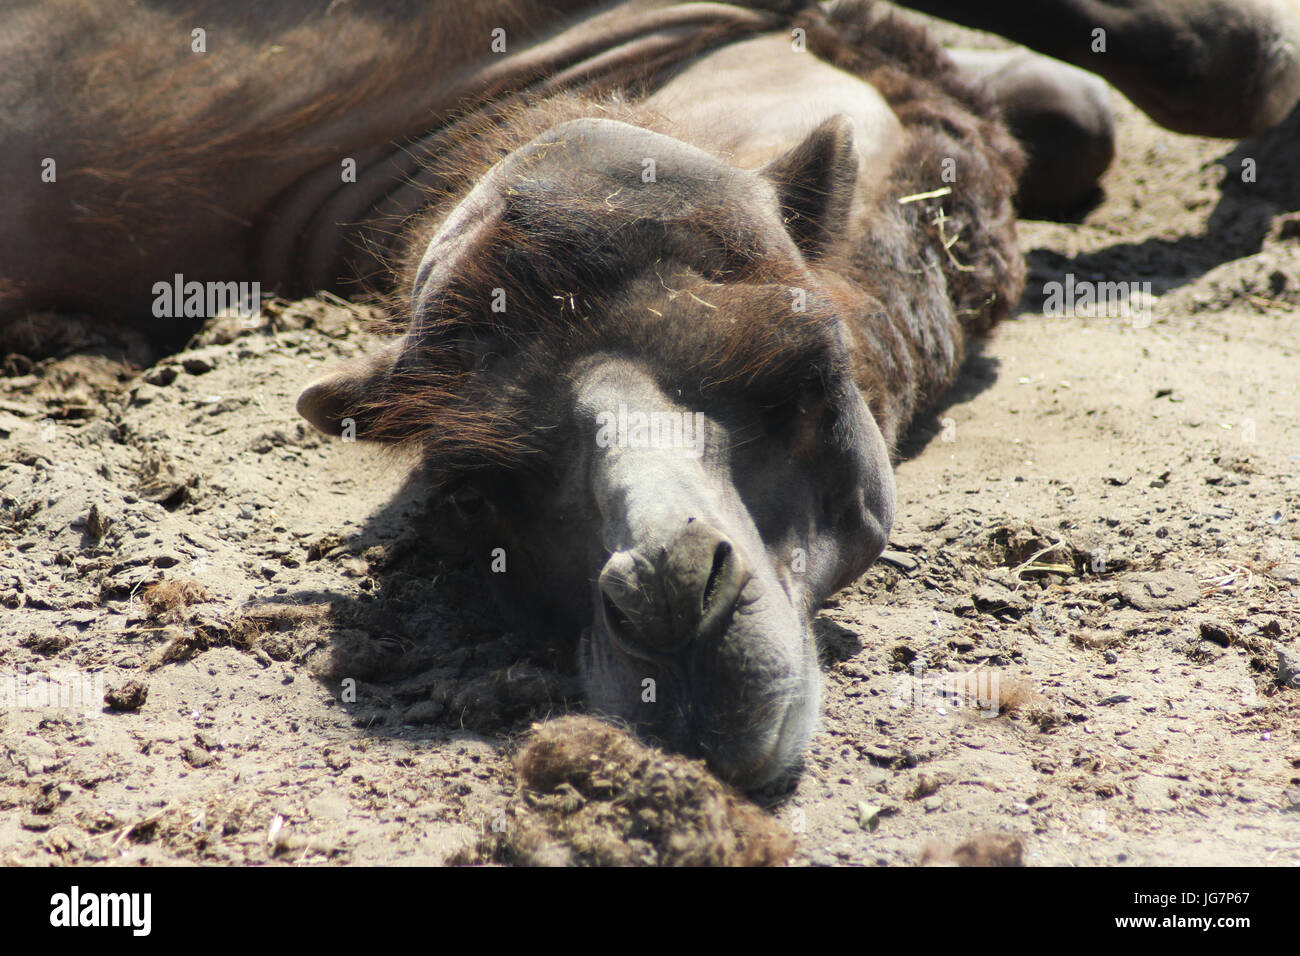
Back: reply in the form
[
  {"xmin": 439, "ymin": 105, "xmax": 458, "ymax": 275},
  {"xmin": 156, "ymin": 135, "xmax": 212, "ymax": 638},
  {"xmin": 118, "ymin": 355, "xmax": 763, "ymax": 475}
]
[{"xmin": 459, "ymin": 716, "xmax": 795, "ymax": 867}]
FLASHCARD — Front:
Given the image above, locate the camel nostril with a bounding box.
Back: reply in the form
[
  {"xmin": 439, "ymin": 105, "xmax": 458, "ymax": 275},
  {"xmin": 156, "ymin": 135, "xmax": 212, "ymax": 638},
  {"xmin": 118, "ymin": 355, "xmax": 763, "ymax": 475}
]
[
  {"xmin": 696, "ymin": 536, "xmax": 749, "ymax": 640},
  {"xmin": 702, "ymin": 540, "xmax": 732, "ymax": 612},
  {"xmin": 653, "ymin": 522, "xmax": 752, "ymax": 642},
  {"xmin": 600, "ymin": 575, "xmax": 693, "ymax": 658},
  {"xmin": 598, "ymin": 526, "xmax": 753, "ymax": 655}
]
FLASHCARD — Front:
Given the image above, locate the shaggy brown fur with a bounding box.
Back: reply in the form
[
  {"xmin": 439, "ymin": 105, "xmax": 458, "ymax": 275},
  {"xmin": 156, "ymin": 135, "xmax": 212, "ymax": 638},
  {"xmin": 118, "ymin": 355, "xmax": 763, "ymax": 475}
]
[
  {"xmin": 141, "ymin": 577, "xmax": 210, "ymax": 616},
  {"xmin": 349, "ymin": 96, "xmax": 863, "ymax": 486},
  {"xmin": 798, "ymin": 3, "xmax": 1025, "ymax": 438},
  {"xmin": 461, "ymin": 716, "xmax": 795, "ymax": 866},
  {"xmin": 2, "ymin": 0, "xmax": 781, "ymax": 323}
]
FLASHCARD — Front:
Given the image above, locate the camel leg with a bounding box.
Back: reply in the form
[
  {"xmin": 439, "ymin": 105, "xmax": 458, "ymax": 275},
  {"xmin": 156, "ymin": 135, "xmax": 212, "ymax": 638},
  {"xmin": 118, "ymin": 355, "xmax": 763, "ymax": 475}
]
[
  {"xmin": 902, "ymin": 0, "xmax": 1300, "ymax": 137},
  {"xmin": 949, "ymin": 48, "xmax": 1115, "ymax": 219}
]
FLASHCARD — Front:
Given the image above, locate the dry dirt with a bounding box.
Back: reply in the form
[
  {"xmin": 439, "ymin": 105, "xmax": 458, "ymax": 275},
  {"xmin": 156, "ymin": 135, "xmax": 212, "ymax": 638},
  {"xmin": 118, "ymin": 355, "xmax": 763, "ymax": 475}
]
[{"xmin": 2, "ymin": 45, "xmax": 1299, "ymax": 867}]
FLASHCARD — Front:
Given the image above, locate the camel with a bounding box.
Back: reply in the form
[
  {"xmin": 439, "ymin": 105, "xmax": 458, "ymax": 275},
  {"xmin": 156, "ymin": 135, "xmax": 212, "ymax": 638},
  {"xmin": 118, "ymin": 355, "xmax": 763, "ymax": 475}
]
[{"xmin": 3, "ymin": 0, "xmax": 1297, "ymax": 787}]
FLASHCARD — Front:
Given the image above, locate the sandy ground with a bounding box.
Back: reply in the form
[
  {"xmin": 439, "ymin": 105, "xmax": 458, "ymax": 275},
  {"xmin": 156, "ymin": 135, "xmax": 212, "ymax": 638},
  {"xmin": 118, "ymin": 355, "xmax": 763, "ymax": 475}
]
[{"xmin": 2, "ymin": 43, "xmax": 1298, "ymax": 866}]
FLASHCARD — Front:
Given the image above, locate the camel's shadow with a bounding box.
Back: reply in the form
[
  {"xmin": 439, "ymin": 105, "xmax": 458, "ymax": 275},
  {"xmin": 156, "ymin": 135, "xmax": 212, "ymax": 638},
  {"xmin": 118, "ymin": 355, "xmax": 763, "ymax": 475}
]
[
  {"xmin": 249, "ymin": 470, "xmax": 574, "ymax": 760},
  {"xmin": 894, "ymin": 342, "xmax": 1002, "ymax": 464},
  {"xmin": 1021, "ymin": 102, "xmax": 1300, "ymax": 306}
]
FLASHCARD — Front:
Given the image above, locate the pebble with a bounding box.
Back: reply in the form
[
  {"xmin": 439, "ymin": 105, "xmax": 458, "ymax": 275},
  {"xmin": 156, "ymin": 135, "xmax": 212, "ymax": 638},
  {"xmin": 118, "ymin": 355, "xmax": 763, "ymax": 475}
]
[
  {"xmin": 105, "ymin": 680, "xmax": 149, "ymax": 712},
  {"xmin": 306, "ymin": 793, "xmax": 351, "ymax": 821},
  {"xmin": 879, "ymin": 550, "xmax": 918, "ymax": 571},
  {"xmin": 1117, "ymin": 571, "xmax": 1199, "ymax": 611},
  {"xmin": 1276, "ymin": 648, "xmax": 1300, "ymax": 689},
  {"xmin": 144, "ymin": 366, "xmax": 178, "ymax": 387},
  {"xmin": 181, "ymin": 745, "xmax": 213, "ymax": 768},
  {"xmin": 972, "ymin": 583, "xmax": 1028, "ymax": 615},
  {"xmin": 1198, "ymin": 619, "xmax": 1237, "ymax": 647},
  {"xmin": 856, "ymin": 802, "xmax": 883, "ymax": 831}
]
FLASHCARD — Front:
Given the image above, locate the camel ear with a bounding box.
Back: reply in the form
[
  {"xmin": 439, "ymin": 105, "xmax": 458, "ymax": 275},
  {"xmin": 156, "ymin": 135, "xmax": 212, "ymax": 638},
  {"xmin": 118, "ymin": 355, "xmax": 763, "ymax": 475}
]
[
  {"xmin": 296, "ymin": 340, "xmax": 404, "ymax": 440},
  {"xmin": 759, "ymin": 115, "xmax": 857, "ymax": 258}
]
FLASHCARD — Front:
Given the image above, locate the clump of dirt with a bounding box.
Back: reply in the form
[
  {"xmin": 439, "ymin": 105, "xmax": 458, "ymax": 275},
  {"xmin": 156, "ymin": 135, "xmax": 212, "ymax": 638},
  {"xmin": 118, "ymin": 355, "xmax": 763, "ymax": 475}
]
[
  {"xmin": 133, "ymin": 449, "xmax": 199, "ymax": 509},
  {"xmin": 920, "ymin": 833, "xmax": 1025, "ymax": 867},
  {"xmin": 144, "ymin": 601, "xmax": 326, "ymax": 668},
  {"xmin": 141, "ymin": 578, "xmax": 209, "ymax": 616},
  {"xmin": 108, "ymin": 792, "xmax": 267, "ymax": 861},
  {"xmin": 104, "ymin": 679, "xmax": 149, "ymax": 712},
  {"xmin": 460, "ymin": 716, "xmax": 795, "ymax": 867},
  {"xmin": 985, "ymin": 522, "xmax": 1083, "ymax": 575}
]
